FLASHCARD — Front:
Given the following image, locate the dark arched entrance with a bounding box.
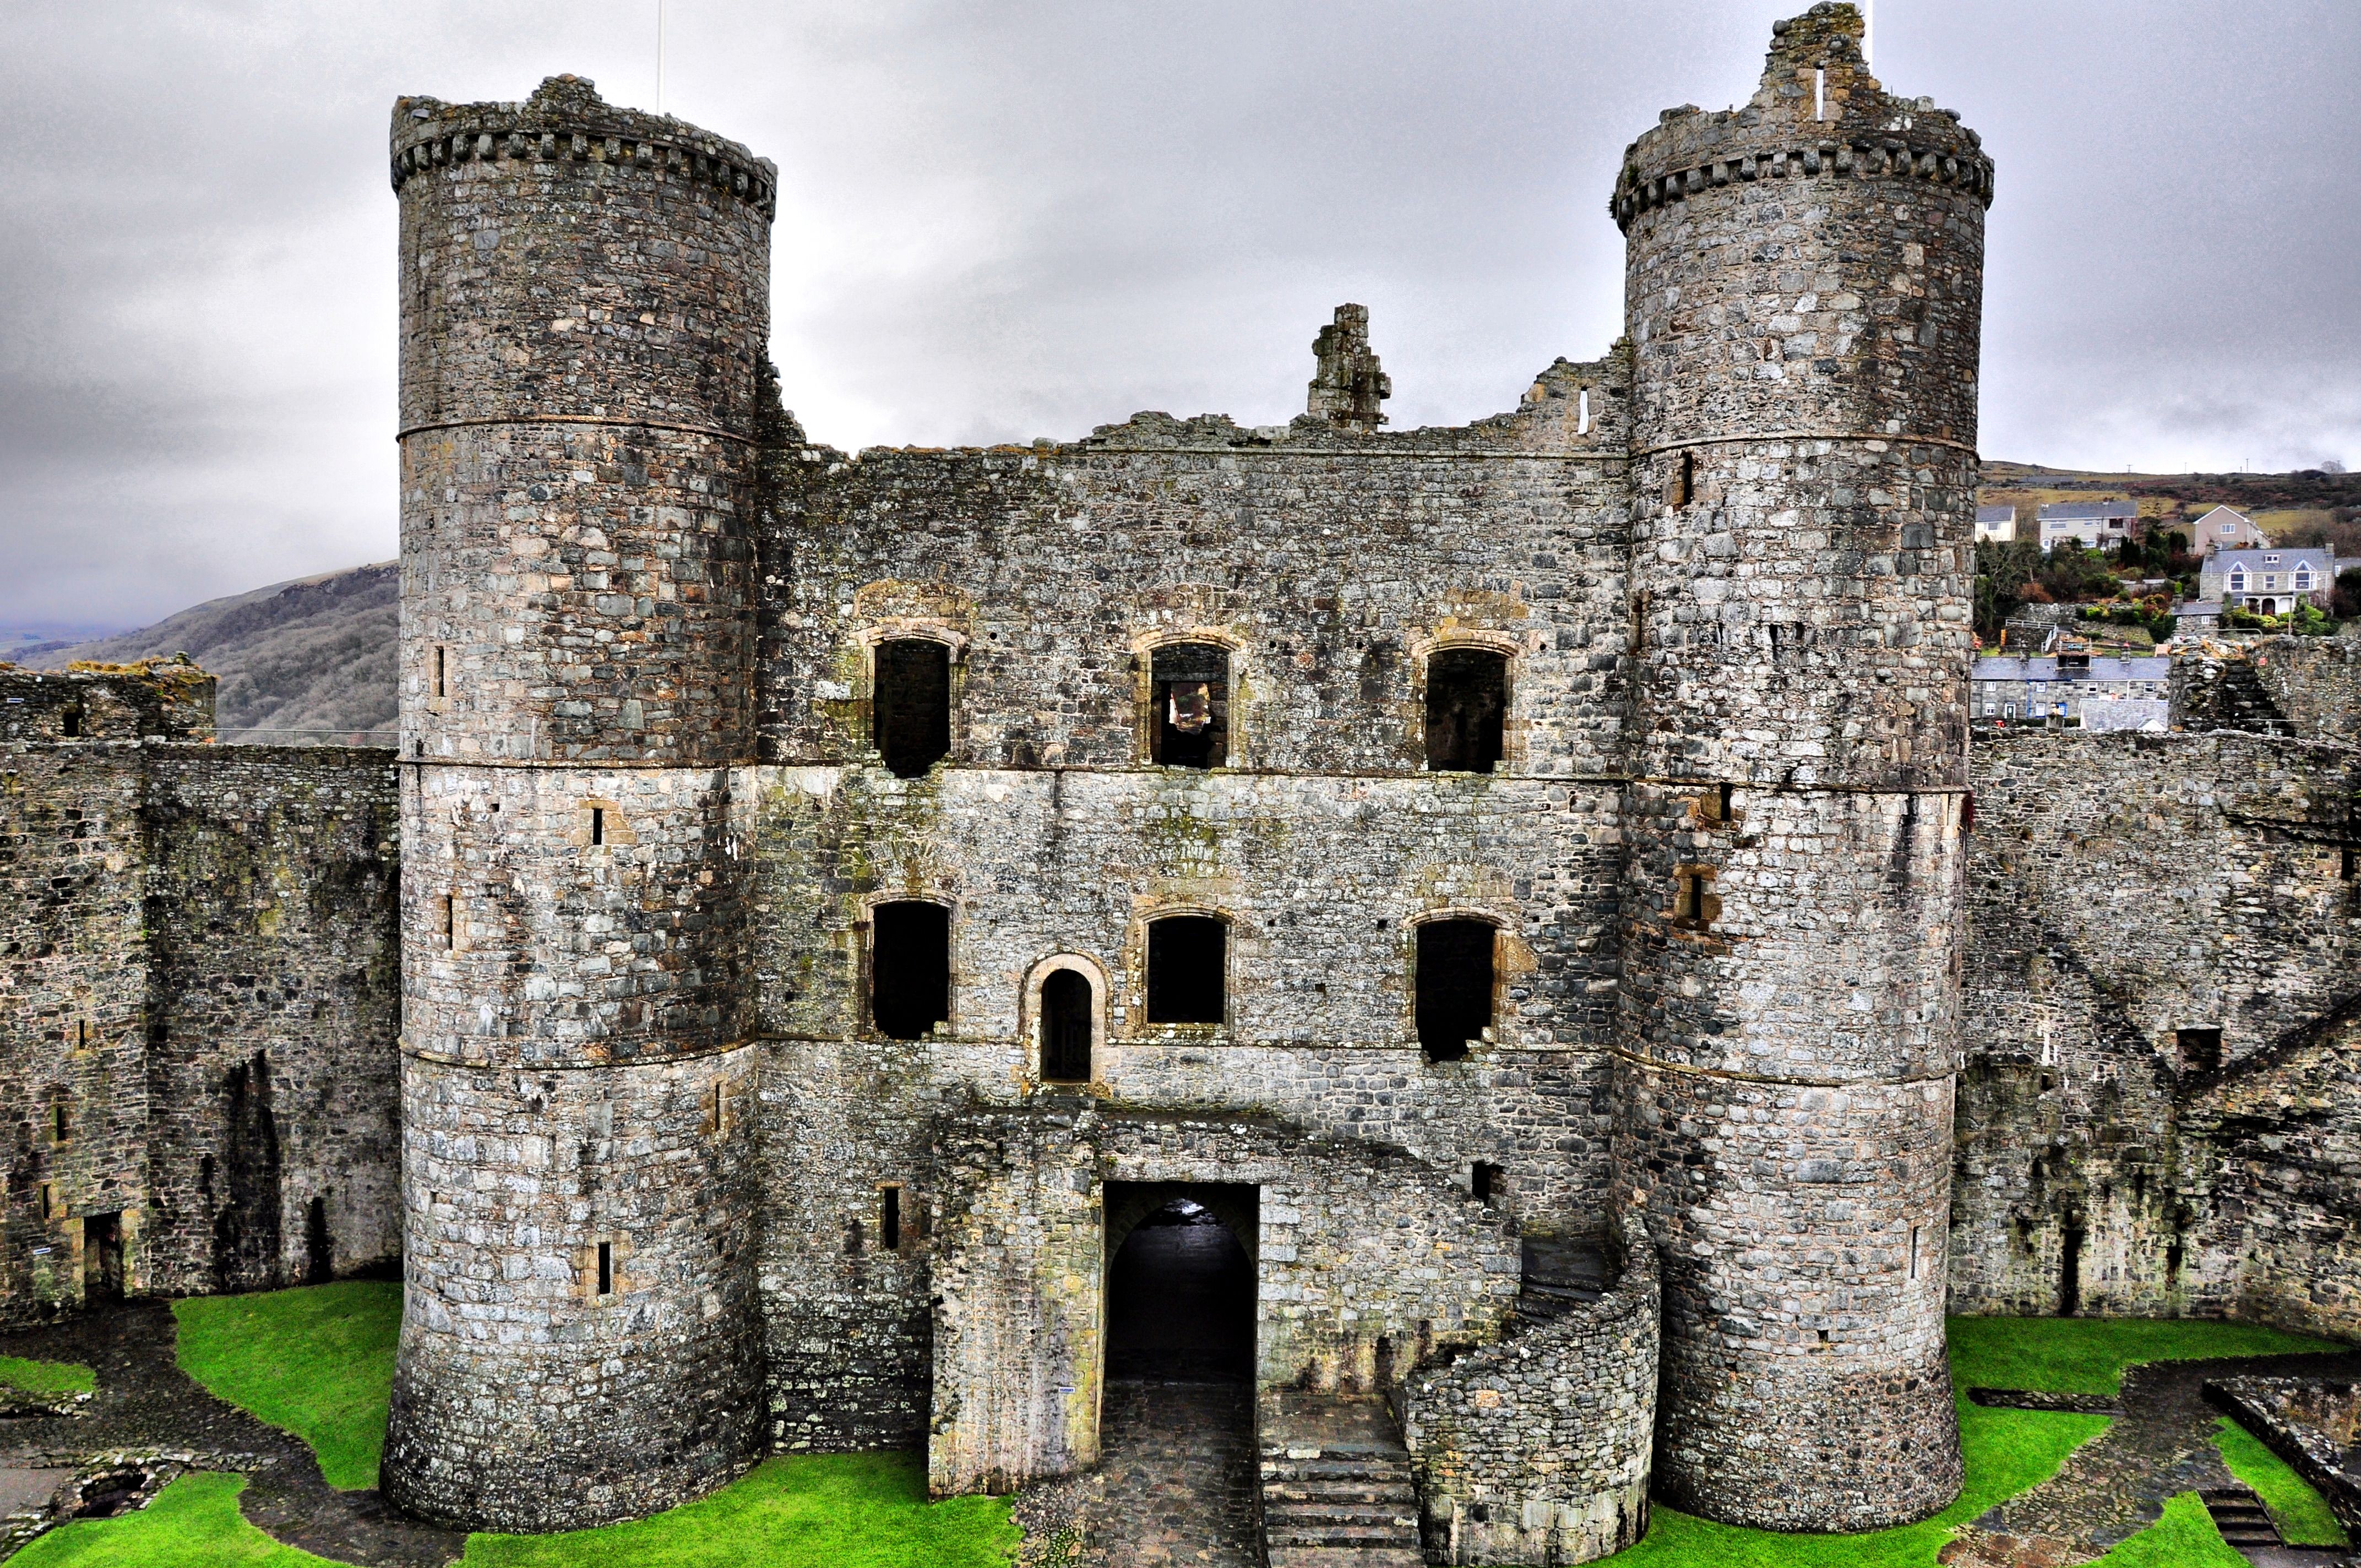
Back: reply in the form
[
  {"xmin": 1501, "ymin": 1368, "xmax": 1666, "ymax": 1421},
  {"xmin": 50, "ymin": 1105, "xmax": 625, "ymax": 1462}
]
[{"xmin": 1103, "ymin": 1185, "xmax": 1255, "ymax": 1381}]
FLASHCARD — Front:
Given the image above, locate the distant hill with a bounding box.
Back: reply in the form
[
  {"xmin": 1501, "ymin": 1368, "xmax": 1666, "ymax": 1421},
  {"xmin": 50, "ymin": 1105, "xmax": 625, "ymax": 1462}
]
[
  {"xmin": 29, "ymin": 564, "xmax": 396, "ymax": 743},
  {"xmin": 1981, "ymin": 461, "xmax": 2361, "ymax": 557}
]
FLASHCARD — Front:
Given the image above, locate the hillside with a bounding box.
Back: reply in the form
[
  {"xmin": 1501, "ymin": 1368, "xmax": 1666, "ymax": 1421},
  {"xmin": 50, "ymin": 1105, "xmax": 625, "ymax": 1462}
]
[
  {"xmin": 29, "ymin": 563, "xmax": 396, "ymax": 742},
  {"xmin": 1979, "ymin": 461, "xmax": 2361, "ymax": 556}
]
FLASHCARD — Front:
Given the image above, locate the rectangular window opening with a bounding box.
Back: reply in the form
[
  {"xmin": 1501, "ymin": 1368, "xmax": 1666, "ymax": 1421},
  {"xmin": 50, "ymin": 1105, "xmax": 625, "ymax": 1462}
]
[
  {"xmin": 61, "ymin": 706, "xmax": 83, "ymax": 738},
  {"xmin": 880, "ymin": 1185, "xmax": 902, "ymax": 1252},
  {"xmin": 433, "ymin": 646, "xmax": 448, "ymax": 701},
  {"xmin": 1150, "ymin": 644, "xmax": 1230, "ymax": 769},
  {"xmin": 76, "ymin": 1019, "xmax": 87, "ymax": 1048},
  {"xmin": 1667, "ymin": 449, "xmax": 1695, "ymax": 509},
  {"xmin": 439, "ymin": 894, "xmax": 457, "ymax": 951},
  {"xmin": 1424, "ymin": 649, "xmax": 1508, "ymax": 773},
  {"xmin": 1673, "ymin": 867, "xmax": 1716, "ymax": 929},
  {"xmin": 53, "ymin": 1103, "xmax": 69, "ymax": 1144},
  {"xmin": 1909, "ymin": 1224, "xmax": 1923, "ymax": 1280},
  {"xmin": 2342, "ymin": 848, "xmax": 2356, "ymax": 880},
  {"xmin": 1576, "ymin": 388, "xmax": 1592, "ymax": 434},
  {"xmin": 596, "ymin": 1240, "xmax": 613, "ymax": 1295},
  {"xmin": 40, "ymin": 1183, "xmax": 57, "ymax": 1221},
  {"xmin": 2174, "ymin": 1026, "xmax": 2222, "ymax": 1076},
  {"xmin": 874, "ymin": 639, "xmax": 953, "ymax": 778},
  {"xmin": 1416, "ymin": 918, "xmax": 1495, "ymax": 1063},
  {"xmin": 589, "ymin": 806, "xmax": 605, "ymax": 846},
  {"xmin": 1146, "ymin": 915, "xmax": 1227, "ymax": 1025},
  {"xmin": 1472, "ymin": 1162, "xmax": 1505, "ymax": 1205},
  {"xmin": 871, "ymin": 901, "xmax": 951, "ymax": 1041},
  {"xmin": 1815, "ymin": 66, "xmax": 1827, "ymax": 120}
]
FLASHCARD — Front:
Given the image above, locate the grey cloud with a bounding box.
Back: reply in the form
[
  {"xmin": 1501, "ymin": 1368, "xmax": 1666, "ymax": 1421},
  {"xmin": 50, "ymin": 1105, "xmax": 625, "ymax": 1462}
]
[{"xmin": 3, "ymin": 1, "xmax": 2355, "ymax": 627}]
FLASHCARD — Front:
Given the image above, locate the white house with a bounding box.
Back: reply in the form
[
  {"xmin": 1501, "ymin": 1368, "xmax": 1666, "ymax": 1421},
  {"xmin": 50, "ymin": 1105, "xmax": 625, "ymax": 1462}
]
[
  {"xmin": 2038, "ymin": 500, "xmax": 2139, "ymax": 552},
  {"xmin": 1974, "ymin": 504, "xmax": 2017, "ymax": 542}
]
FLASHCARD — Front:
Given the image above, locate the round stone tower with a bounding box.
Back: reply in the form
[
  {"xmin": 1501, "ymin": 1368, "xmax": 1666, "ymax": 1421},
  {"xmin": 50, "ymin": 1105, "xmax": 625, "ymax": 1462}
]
[
  {"xmin": 1608, "ymin": 3, "xmax": 1988, "ymax": 1531},
  {"xmin": 379, "ymin": 77, "xmax": 775, "ymax": 1532}
]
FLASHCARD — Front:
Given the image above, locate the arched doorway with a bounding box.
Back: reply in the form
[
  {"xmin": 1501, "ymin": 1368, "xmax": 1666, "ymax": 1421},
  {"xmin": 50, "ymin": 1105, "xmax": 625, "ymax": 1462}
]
[{"xmin": 1104, "ymin": 1190, "xmax": 1255, "ymax": 1380}]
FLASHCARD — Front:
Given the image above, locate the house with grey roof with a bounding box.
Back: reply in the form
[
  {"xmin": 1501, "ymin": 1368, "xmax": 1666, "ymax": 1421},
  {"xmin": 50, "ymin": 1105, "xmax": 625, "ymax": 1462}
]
[
  {"xmin": 1972, "ymin": 654, "xmax": 2171, "ymax": 731},
  {"xmin": 1975, "ymin": 504, "xmax": 2018, "ymax": 542},
  {"xmin": 2199, "ymin": 547, "xmax": 2338, "ymax": 615}
]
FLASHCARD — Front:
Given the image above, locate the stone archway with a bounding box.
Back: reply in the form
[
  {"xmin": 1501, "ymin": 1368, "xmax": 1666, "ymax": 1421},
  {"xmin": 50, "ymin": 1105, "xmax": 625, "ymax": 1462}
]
[{"xmin": 1102, "ymin": 1183, "xmax": 1256, "ymax": 1382}]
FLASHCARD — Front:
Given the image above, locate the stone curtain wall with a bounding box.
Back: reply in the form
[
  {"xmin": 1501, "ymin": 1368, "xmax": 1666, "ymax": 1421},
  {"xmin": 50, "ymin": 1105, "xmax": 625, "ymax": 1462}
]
[
  {"xmin": 1952, "ymin": 728, "xmax": 2361, "ymax": 1331},
  {"xmin": 0, "ymin": 665, "xmax": 215, "ymax": 744},
  {"xmin": 0, "ymin": 711, "xmax": 399, "ymax": 1327},
  {"xmin": 1402, "ymin": 1231, "xmax": 1659, "ymax": 1566},
  {"xmin": 758, "ymin": 368, "xmax": 1633, "ymax": 781},
  {"xmin": 2249, "ymin": 636, "xmax": 2361, "ymax": 743},
  {"xmin": 0, "ymin": 746, "xmax": 152, "ymax": 1326},
  {"xmin": 141, "ymin": 747, "xmax": 402, "ymax": 1296}
]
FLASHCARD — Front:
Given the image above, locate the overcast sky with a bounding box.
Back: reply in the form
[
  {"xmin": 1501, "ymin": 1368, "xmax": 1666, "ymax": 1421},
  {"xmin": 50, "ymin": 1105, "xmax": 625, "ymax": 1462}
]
[{"xmin": 4, "ymin": 1, "xmax": 2357, "ymax": 632}]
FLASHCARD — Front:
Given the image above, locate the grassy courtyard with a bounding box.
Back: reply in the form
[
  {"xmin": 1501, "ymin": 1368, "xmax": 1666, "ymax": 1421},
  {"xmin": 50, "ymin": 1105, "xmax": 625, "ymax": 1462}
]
[
  {"xmin": 11, "ymin": 1287, "xmax": 2350, "ymax": 1567},
  {"xmin": 0, "ymin": 1353, "xmax": 95, "ymax": 1398}
]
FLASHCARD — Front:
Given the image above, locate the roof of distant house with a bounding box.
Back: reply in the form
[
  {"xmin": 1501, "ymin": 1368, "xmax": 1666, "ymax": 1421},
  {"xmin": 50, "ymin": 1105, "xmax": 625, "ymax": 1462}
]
[
  {"xmin": 1976, "ymin": 504, "xmax": 2016, "ymax": 522},
  {"xmin": 2192, "ymin": 504, "xmax": 2252, "ymax": 525},
  {"xmin": 2209, "ymin": 547, "xmax": 2335, "ymax": 574},
  {"xmin": 2037, "ymin": 500, "xmax": 2139, "ymax": 522},
  {"xmin": 1972, "ymin": 656, "xmax": 2171, "ymax": 680}
]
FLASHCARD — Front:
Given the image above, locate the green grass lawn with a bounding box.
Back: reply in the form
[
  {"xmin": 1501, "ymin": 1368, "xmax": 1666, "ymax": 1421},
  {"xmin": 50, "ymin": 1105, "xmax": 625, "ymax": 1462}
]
[
  {"xmin": 173, "ymin": 1280, "xmax": 401, "ymax": 1490},
  {"xmin": 0, "ymin": 1353, "xmax": 96, "ymax": 1397},
  {"xmin": 42, "ymin": 1293, "xmax": 2348, "ymax": 1568},
  {"xmin": 1946, "ymin": 1314, "xmax": 2344, "ymax": 1395},
  {"xmin": 463, "ymin": 1453, "xmax": 1018, "ymax": 1567},
  {"xmin": 13, "ymin": 1472, "xmax": 337, "ymax": 1568},
  {"xmin": 2215, "ymin": 1415, "xmax": 2351, "ymax": 1547},
  {"xmin": 10, "ymin": 1457, "xmax": 1015, "ymax": 1568}
]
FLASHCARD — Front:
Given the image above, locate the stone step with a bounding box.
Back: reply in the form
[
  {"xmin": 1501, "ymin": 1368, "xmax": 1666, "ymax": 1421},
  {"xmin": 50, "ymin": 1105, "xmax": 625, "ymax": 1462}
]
[
  {"xmin": 1266, "ymin": 1549, "xmax": 1426, "ymax": 1568},
  {"xmin": 1261, "ymin": 1457, "xmax": 1406, "ymax": 1481},
  {"xmin": 1265, "ymin": 1482, "xmax": 1418, "ymax": 1506},
  {"xmin": 1267, "ymin": 1499, "xmax": 1420, "ymax": 1523},
  {"xmin": 1266, "ymin": 1521, "xmax": 1424, "ymax": 1547}
]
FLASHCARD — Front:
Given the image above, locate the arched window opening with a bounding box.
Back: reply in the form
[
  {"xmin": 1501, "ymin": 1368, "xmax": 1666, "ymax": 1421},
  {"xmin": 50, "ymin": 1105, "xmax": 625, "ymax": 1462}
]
[
  {"xmin": 1146, "ymin": 916, "xmax": 1226, "ymax": 1025},
  {"xmin": 1150, "ymin": 643, "xmax": 1229, "ymax": 769},
  {"xmin": 1416, "ymin": 918, "xmax": 1495, "ymax": 1061},
  {"xmin": 872, "ymin": 901, "xmax": 950, "ymax": 1041},
  {"xmin": 874, "ymin": 639, "xmax": 951, "ymax": 778},
  {"xmin": 1040, "ymin": 968, "xmax": 1094, "ymax": 1082},
  {"xmin": 1425, "ymin": 648, "xmax": 1508, "ymax": 773}
]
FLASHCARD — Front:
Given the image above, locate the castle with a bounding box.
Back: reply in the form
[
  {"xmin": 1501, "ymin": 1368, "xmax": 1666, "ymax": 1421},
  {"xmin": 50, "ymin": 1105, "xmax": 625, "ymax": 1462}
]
[{"xmin": 5, "ymin": 8, "xmax": 2358, "ymax": 1564}]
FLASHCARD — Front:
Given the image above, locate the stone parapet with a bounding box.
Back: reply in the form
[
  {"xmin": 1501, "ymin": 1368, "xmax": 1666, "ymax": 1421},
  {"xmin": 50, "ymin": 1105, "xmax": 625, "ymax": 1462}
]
[{"xmin": 1401, "ymin": 1229, "xmax": 1659, "ymax": 1566}]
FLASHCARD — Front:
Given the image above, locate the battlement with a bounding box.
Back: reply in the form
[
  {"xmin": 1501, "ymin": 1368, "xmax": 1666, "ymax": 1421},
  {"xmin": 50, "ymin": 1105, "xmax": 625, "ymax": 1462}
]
[
  {"xmin": 1612, "ymin": 2, "xmax": 1991, "ymax": 231},
  {"xmin": 0, "ymin": 658, "xmax": 215, "ymax": 744},
  {"xmin": 389, "ymin": 74, "xmax": 777, "ymax": 219}
]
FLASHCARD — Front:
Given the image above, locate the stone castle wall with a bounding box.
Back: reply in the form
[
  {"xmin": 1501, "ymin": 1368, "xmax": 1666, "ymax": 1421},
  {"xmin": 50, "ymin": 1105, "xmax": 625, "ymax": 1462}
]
[
  {"xmin": 1, "ymin": 667, "xmax": 400, "ymax": 1329},
  {"xmin": 1950, "ymin": 728, "xmax": 2360, "ymax": 1333}
]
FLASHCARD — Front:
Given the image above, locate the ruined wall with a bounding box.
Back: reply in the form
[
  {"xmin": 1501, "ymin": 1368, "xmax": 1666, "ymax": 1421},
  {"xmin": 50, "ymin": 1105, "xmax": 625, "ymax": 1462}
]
[
  {"xmin": 2250, "ymin": 637, "xmax": 2361, "ymax": 743},
  {"xmin": 1953, "ymin": 729, "xmax": 2361, "ymax": 1331},
  {"xmin": 758, "ymin": 359, "xmax": 1631, "ymax": 781},
  {"xmin": 1403, "ymin": 1233, "xmax": 1659, "ymax": 1567},
  {"xmin": 2, "ymin": 658, "xmax": 399, "ymax": 1330},
  {"xmin": 139, "ymin": 747, "xmax": 401, "ymax": 1297}
]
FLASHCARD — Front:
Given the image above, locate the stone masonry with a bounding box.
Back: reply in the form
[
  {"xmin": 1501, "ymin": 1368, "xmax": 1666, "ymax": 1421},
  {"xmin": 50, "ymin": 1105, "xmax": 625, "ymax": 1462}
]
[{"xmin": 7, "ymin": 4, "xmax": 2358, "ymax": 1563}]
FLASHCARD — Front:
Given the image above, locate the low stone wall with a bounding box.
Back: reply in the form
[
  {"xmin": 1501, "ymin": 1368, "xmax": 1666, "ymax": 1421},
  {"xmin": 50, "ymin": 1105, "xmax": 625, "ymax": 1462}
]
[
  {"xmin": 1400, "ymin": 1228, "xmax": 1658, "ymax": 1566},
  {"xmin": 2250, "ymin": 637, "xmax": 2361, "ymax": 743},
  {"xmin": 2207, "ymin": 1375, "xmax": 2361, "ymax": 1542}
]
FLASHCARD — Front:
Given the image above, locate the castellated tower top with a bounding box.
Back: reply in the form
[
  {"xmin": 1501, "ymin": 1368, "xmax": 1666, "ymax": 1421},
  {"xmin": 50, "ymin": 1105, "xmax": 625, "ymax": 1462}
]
[
  {"xmin": 1611, "ymin": 2, "xmax": 1992, "ymax": 233},
  {"xmin": 390, "ymin": 74, "xmax": 777, "ymax": 217}
]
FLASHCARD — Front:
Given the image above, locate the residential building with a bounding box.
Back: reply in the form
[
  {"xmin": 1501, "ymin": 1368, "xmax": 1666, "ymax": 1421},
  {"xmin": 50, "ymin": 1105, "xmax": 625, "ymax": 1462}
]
[
  {"xmin": 1975, "ymin": 504, "xmax": 2018, "ymax": 542},
  {"xmin": 2191, "ymin": 504, "xmax": 2269, "ymax": 552},
  {"xmin": 2037, "ymin": 500, "xmax": 2140, "ymax": 552},
  {"xmin": 1971, "ymin": 654, "xmax": 2172, "ymax": 730},
  {"xmin": 2200, "ymin": 548, "xmax": 2338, "ymax": 615}
]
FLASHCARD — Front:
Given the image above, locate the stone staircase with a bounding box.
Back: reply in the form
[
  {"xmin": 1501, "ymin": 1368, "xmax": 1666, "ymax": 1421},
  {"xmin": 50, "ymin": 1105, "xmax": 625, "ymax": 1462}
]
[
  {"xmin": 2191, "ymin": 661, "xmax": 2298, "ymax": 736},
  {"xmin": 2204, "ymin": 1485, "xmax": 2283, "ymax": 1554},
  {"xmin": 1260, "ymin": 1392, "xmax": 1424, "ymax": 1567}
]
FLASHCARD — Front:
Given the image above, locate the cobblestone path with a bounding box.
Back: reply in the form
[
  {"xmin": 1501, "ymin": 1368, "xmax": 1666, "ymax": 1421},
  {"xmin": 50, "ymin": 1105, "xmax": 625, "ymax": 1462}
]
[
  {"xmin": 1941, "ymin": 1351, "xmax": 2361, "ymax": 1568},
  {"xmin": 0, "ymin": 1300, "xmax": 464, "ymax": 1567},
  {"xmin": 1058, "ymin": 1377, "xmax": 1260, "ymax": 1568}
]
